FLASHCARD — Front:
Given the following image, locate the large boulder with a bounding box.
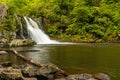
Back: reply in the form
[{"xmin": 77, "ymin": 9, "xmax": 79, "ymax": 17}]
[
  {"xmin": 93, "ymin": 73, "xmax": 110, "ymax": 80},
  {"xmin": 21, "ymin": 63, "xmax": 66, "ymax": 80},
  {"xmin": 10, "ymin": 39, "xmax": 36, "ymax": 47}
]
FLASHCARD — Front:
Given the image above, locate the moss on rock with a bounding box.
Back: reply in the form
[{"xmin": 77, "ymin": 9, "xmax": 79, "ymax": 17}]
[{"xmin": 10, "ymin": 39, "xmax": 36, "ymax": 47}]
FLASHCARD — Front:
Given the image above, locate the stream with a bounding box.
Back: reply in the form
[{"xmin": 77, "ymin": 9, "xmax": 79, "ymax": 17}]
[{"xmin": 0, "ymin": 43, "xmax": 120, "ymax": 80}]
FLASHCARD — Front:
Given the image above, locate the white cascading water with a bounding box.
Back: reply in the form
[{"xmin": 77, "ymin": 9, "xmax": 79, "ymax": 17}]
[{"xmin": 24, "ymin": 17, "xmax": 59, "ymax": 44}]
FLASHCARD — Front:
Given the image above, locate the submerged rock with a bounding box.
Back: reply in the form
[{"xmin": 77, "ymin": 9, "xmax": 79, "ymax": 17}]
[
  {"xmin": 66, "ymin": 73, "xmax": 93, "ymax": 80},
  {"xmin": 56, "ymin": 73, "xmax": 110, "ymax": 80},
  {"xmin": 93, "ymin": 73, "xmax": 110, "ymax": 80},
  {"xmin": 10, "ymin": 39, "xmax": 36, "ymax": 47}
]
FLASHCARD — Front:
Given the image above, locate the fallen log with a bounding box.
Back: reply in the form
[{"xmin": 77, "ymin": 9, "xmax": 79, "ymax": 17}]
[
  {"xmin": 10, "ymin": 47, "xmax": 67, "ymax": 77},
  {"xmin": 11, "ymin": 47, "xmax": 42, "ymax": 67}
]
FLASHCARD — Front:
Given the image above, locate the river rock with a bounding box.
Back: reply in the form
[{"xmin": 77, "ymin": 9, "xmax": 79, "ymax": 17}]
[
  {"xmin": 21, "ymin": 63, "xmax": 66, "ymax": 80},
  {"xmin": 0, "ymin": 51, "xmax": 8, "ymax": 55},
  {"xmin": 10, "ymin": 39, "xmax": 36, "ymax": 47},
  {"xmin": 0, "ymin": 67, "xmax": 23, "ymax": 80},
  {"xmin": 93, "ymin": 73, "xmax": 110, "ymax": 80},
  {"xmin": 0, "ymin": 61, "xmax": 13, "ymax": 67},
  {"xmin": 66, "ymin": 73, "xmax": 93, "ymax": 80},
  {"xmin": 55, "ymin": 73, "xmax": 97, "ymax": 80}
]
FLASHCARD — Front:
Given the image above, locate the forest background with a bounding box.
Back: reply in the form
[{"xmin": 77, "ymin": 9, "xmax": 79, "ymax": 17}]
[{"xmin": 0, "ymin": 0, "xmax": 120, "ymax": 43}]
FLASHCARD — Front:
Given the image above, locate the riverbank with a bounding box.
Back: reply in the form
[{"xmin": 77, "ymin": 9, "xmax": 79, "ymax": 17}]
[
  {"xmin": 0, "ymin": 43, "xmax": 117, "ymax": 80},
  {"xmin": 0, "ymin": 61, "xmax": 110, "ymax": 80},
  {"xmin": 51, "ymin": 34, "xmax": 120, "ymax": 43}
]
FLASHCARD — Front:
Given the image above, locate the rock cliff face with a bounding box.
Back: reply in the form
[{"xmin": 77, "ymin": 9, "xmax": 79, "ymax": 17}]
[
  {"xmin": 0, "ymin": 3, "xmax": 35, "ymax": 47},
  {"xmin": 0, "ymin": 3, "xmax": 15, "ymax": 47},
  {"xmin": 0, "ymin": 3, "xmax": 7, "ymax": 24},
  {"xmin": 0, "ymin": 31, "xmax": 16, "ymax": 47}
]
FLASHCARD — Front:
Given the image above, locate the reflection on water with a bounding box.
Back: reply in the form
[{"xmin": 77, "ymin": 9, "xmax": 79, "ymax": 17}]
[
  {"xmin": 0, "ymin": 43, "xmax": 120, "ymax": 80},
  {"xmin": 15, "ymin": 46, "xmax": 52, "ymax": 63}
]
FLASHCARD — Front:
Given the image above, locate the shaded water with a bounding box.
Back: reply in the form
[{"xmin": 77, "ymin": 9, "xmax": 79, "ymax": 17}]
[{"xmin": 0, "ymin": 43, "xmax": 120, "ymax": 80}]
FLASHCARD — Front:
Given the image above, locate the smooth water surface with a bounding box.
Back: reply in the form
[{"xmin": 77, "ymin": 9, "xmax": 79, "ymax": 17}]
[{"xmin": 0, "ymin": 43, "xmax": 120, "ymax": 80}]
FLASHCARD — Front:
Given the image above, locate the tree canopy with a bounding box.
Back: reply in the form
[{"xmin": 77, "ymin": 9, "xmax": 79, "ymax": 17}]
[{"xmin": 0, "ymin": 0, "xmax": 120, "ymax": 42}]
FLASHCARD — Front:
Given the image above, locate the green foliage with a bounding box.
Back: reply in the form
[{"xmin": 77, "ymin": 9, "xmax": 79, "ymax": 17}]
[
  {"xmin": 0, "ymin": 0, "xmax": 120, "ymax": 42},
  {"xmin": 48, "ymin": 26, "xmax": 58, "ymax": 36}
]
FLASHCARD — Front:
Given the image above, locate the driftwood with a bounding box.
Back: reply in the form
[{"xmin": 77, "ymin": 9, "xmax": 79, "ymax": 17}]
[
  {"xmin": 10, "ymin": 48, "xmax": 67, "ymax": 77},
  {"xmin": 11, "ymin": 48, "xmax": 42, "ymax": 67}
]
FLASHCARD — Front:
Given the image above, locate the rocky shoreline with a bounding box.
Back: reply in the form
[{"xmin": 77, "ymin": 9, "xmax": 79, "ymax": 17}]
[
  {"xmin": 0, "ymin": 62, "xmax": 110, "ymax": 80},
  {"xmin": 0, "ymin": 62, "xmax": 66, "ymax": 80},
  {"xmin": 0, "ymin": 45, "xmax": 111, "ymax": 80}
]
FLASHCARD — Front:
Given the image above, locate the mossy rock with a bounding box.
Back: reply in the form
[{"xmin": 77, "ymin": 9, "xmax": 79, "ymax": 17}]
[{"xmin": 10, "ymin": 39, "xmax": 36, "ymax": 47}]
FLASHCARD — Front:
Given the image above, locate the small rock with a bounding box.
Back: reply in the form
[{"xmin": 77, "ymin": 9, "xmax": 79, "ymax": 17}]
[
  {"xmin": 1, "ymin": 61, "xmax": 13, "ymax": 67},
  {"xmin": 10, "ymin": 39, "xmax": 36, "ymax": 47},
  {"xmin": 66, "ymin": 73, "xmax": 93, "ymax": 80},
  {"xmin": 93, "ymin": 73, "xmax": 110, "ymax": 80},
  {"xmin": 0, "ymin": 51, "xmax": 8, "ymax": 55},
  {"xmin": 24, "ymin": 77, "xmax": 37, "ymax": 80},
  {"xmin": 55, "ymin": 78, "xmax": 66, "ymax": 80}
]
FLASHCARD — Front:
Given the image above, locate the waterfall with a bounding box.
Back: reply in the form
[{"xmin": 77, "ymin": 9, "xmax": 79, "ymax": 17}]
[
  {"xmin": 24, "ymin": 17, "xmax": 59, "ymax": 44},
  {"xmin": 18, "ymin": 17, "xmax": 25, "ymax": 39}
]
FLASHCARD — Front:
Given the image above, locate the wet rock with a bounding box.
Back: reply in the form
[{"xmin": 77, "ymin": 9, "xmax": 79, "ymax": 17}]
[
  {"xmin": 55, "ymin": 78, "xmax": 97, "ymax": 80},
  {"xmin": 66, "ymin": 73, "xmax": 93, "ymax": 80},
  {"xmin": 0, "ymin": 61, "xmax": 13, "ymax": 67},
  {"xmin": 0, "ymin": 67, "xmax": 23, "ymax": 80},
  {"xmin": 37, "ymin": 63, "xmax": 61, "ymax": 78},
  {"xmin": 55, "ymin": 73, "xmax": 97, "ymax": 80},
  {"xmin": 0, "ymin": 51, "xmax": 8, "ymax": 55},
  {"xmin": 21, "ymin": 64, "xmax": 38, "ymax": 77},
  {"xmin": 21, "ymin": 63, "xmax": 66, "ymax": 80},
  {"xmin": 23, "ymin": 77, "xmax": 37, "ymax": 80},
  {"xmin": 93, "ymin": 73, "xmax": 110, "ymax": 80},
  {"xmin": 10, "ymin": 39, "xmax": 36, "ymax": 47}
]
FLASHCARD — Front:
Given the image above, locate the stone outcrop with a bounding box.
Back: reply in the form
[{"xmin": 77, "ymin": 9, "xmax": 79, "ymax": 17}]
[
  {"xmin": 0, "ymin": 3, "xmax": 7, "ymax": 24},
  {"xmin": 0, "ymin": 31, "xmax": 16, "ymax": 47},
  {"xmin": 0, "ymin": 62, "xmax": 66, "ymax": 80},
  {"xmin": 21, "ymin": 63, "xmax": 66, "ymax": 79},
  {"xmin": 10, "ymin": 39, "xmax": 36, "ymax": 47},
  {"xmin": 0, "ymin": 62, "xmax": 110, "ymax": 80}
]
